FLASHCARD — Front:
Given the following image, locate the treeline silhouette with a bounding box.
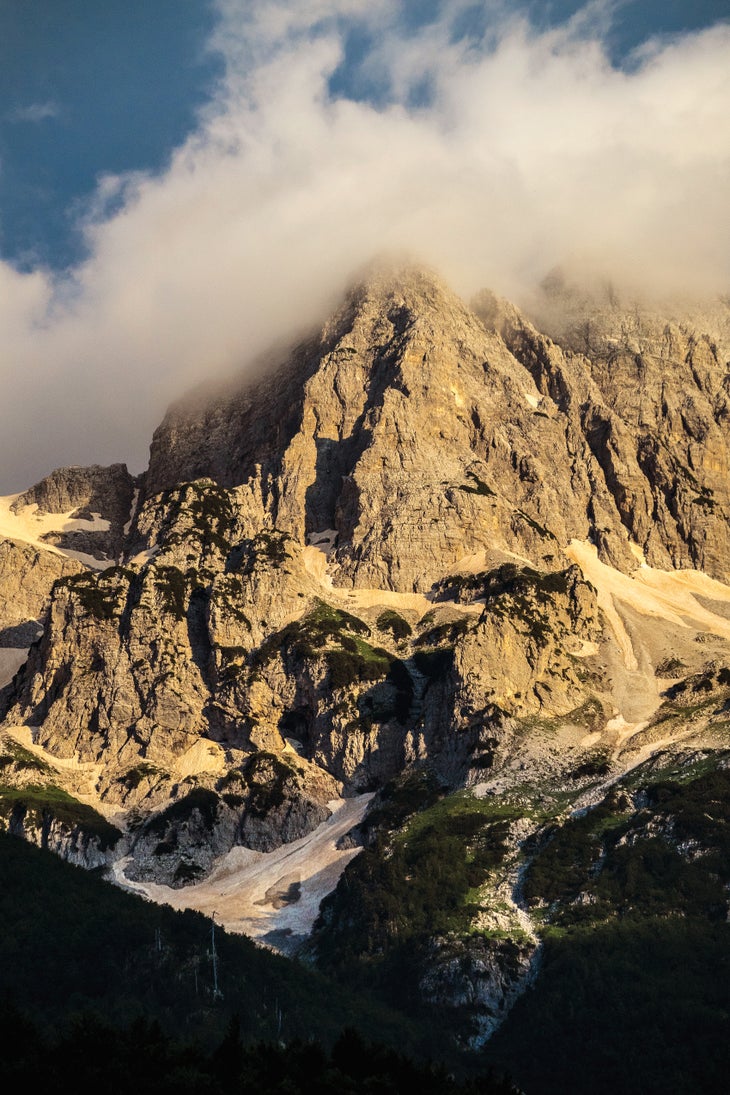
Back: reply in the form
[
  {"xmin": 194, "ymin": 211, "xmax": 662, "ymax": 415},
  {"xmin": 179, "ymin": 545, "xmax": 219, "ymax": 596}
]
[
  {"xmin": 0, "ymin": 832, "xmax": 517, "ymax": 1089},
  {"xmin": 0, "ymin": 1008, "xmax": 518, "ymax": 1094}
]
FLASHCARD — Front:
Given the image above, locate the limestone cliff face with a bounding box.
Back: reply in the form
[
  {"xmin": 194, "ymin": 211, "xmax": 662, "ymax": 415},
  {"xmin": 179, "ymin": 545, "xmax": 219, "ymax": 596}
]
[
  {"xmin": 6, "ymin": 807, "xmax": 116, "ymax": 870},
  {"xmin": 6, "ymin": 537, "xmax": 599, "ymax": 810},
  {"xmin": 0, "ymin": 538, "xmax": 82, "ymax": 646},
  {"xmin": 0, "ymin": 464, "xmax": 135, "ymax": 677},
  {"xmin": 0, "ymin": 538, "xmax": 83, "ymax": 699},
  {"xmin": 13, "ymin": 564, "xmax": 212, "ymax": 774},
  {"xmin": 514, "ymin": 281, "xmax": 730, "ymax": 580},
  {"xmin": 145, "ymin": 268, "xmax": 608, "ymax": 591}
]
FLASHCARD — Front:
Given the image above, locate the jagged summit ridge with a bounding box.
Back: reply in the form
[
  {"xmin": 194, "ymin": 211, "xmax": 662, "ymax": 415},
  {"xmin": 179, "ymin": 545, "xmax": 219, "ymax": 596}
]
[{"xmin": 143, "ymin": 263, "xmax": 730, "ymax": 591}]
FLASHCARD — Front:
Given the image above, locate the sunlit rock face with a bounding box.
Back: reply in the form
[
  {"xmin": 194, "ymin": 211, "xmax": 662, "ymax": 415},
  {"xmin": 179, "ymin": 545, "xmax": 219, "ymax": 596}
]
[{"xmin": 147, "ymin": 266, "xmax": 730, "ymax": 588}]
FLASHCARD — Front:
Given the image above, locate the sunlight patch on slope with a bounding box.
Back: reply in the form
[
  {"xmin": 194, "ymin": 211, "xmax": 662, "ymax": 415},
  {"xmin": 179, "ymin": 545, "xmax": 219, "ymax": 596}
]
[
  {"xmin": 303, "ymin": 529, "xmax": 505, "ymax": 616},
  {"xmin": 303, "ymin": 531, "xmax": 433, "ymax": 613},
  {"xmin": 172, "ymin": 738, "xmax": 227, "ymax": 779},
  {"xmin": 0, "ymin": 724, "xmax": 117, "ymax": 817}
]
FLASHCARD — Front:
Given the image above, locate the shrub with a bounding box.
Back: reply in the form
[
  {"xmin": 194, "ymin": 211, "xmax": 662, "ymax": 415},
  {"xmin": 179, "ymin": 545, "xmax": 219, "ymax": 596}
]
[{"xmin": 376, "ymin": 610, "xmax": 412, "ymax": 641}]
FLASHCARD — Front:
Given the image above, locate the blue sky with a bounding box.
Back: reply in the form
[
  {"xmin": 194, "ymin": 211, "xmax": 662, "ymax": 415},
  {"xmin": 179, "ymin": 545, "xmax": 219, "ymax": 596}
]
[
  {"xmin": 0, "ymin": 0, "xmax": 222, "ymax": 270},
  {"xmin": 1, "ymin": 0, "xmax": 727, "ymax": 273},
  {"xmin": 0, "ymin": 1, "xmax": 728, "ymax": 489}
]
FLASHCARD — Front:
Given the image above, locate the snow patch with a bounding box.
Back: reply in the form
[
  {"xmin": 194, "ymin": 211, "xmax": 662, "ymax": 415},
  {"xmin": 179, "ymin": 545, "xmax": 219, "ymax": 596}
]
[
  {"xmin": 0, "ymin": 494, "xmax": 110, "ymax": 566},
  {"xmin": 129, "ymin": 547, "xmax": 158, "ymax": 566},
  {"xmin": 566, "ymin": 539, "xmax": 730, "ymax": 668},
  {"xmin": 61, "ymin": 549, "xmax": 114, "ymax": 571},
  {"xmin": 112, "ymin": 794, "xmax": 373, "ymax": 946}
]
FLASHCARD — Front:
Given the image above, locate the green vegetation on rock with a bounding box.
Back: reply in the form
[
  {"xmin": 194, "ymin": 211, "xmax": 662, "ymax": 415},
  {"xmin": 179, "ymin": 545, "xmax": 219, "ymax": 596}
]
[
  {"xmin": 0, "ymin": 783, "xmax": 121, "ymax": 849},
  {"xmin": 376, "ymin": 609, "xmax": 413, "ymax": 641},
  {"xmin": 0, "ymin": 739, "xmax": 51, "ymax": 775},
  {"xmin": 160, "ymin": 480, "xmax": 237, "ymax": 554},
  {"xmin": 57, "ymin": 569, "xmax": 131, "ymax": 622},
  {"xmin": 228, "ymin": 529, "xmax": 295, "ymax": 573},
  {"xmin": 488, "ymin": 764, "xmax": 730, "ymax": 1094},
  {"xmin": 313, "ymin": 780, "xmax": 520, "ymax": 1012},
  {"xmin": 524, "ymin": 769, "xmax": 730, "ymax": 920},
  {"xmin": 120, "ymin": 762, "xmax": 163, "ymax": 790},
  {"xmin": 240, "ymin": 751, "xmax": 299, "ymax": 817},
  {"xmin": 252, "ymin": 600, "xmax": 393, "ymax": 689},
  {"xmin": 152, "ymin": 565, "xmax": 188, "ymax": 621}
]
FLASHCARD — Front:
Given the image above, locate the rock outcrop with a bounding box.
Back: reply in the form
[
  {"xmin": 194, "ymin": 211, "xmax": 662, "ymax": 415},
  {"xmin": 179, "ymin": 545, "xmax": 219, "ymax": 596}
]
[
  {"xmin": 514, "ymin": 278, "xmax": 730, "ymax": 579},
  {"xmin": 143, "ymin": 266, "xmax": 730, "ymax": 590},
  {"xmin": 0, "ymin": 538, "xmax": 82, "ymax": 646},
  {"xmin": 0, "ymin": 538, "xmax": 83, "ymax": 694},
  {"xmin": 419, "ymin": 934, "xmax": 537, "ymax": 1046},
  {"xmin": 12, "ymin": 463, "xmax": 138, "ymax": 561}
]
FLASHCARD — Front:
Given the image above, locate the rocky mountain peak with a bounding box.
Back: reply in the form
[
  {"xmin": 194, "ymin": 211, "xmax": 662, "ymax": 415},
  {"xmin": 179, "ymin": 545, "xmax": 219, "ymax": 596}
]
[
  {"xmin": 138, "ymin": 263, "xmax": 730, "ymax": 594},
  {"xmin": 11, "ymin": 462, "xmax": 135, "ymax": 519},
  {"xmin": 2, "ymin": 265, "xmax": 730, "ymax": 1047}
]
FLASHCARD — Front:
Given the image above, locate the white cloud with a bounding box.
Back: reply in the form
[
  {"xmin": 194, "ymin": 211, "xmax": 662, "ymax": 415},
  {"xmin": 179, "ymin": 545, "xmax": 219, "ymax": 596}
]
[
  {"xmin": 0, "ymin": 1, "xmax": 729, "ymax": 490},
  {"xmin": 7, "ymin": 101, "xmax": 60, "ymax": 123}
]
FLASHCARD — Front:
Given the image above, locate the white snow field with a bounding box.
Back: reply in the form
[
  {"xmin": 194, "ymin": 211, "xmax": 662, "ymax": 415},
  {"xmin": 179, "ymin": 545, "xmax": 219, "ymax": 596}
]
[
  {"xmin": 113, "ymin": 794, "xmax": 373, "ymax": 946},
  {"xmin": 0, "ymin": 493, "xmax": 114, "ymax": 569}
]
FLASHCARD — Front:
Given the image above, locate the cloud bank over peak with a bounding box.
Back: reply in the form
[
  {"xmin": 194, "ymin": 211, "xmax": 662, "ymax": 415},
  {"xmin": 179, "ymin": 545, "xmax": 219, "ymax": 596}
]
[{"xmin": 1, "ymin": 0, "xmax": 729, "ymax": 489}]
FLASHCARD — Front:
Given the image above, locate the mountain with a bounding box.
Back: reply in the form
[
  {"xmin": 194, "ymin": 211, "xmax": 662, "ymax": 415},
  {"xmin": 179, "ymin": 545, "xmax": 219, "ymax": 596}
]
[{"xmin": 1, "ymin": 264, "xmax": 729, "ymax": 1087}]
